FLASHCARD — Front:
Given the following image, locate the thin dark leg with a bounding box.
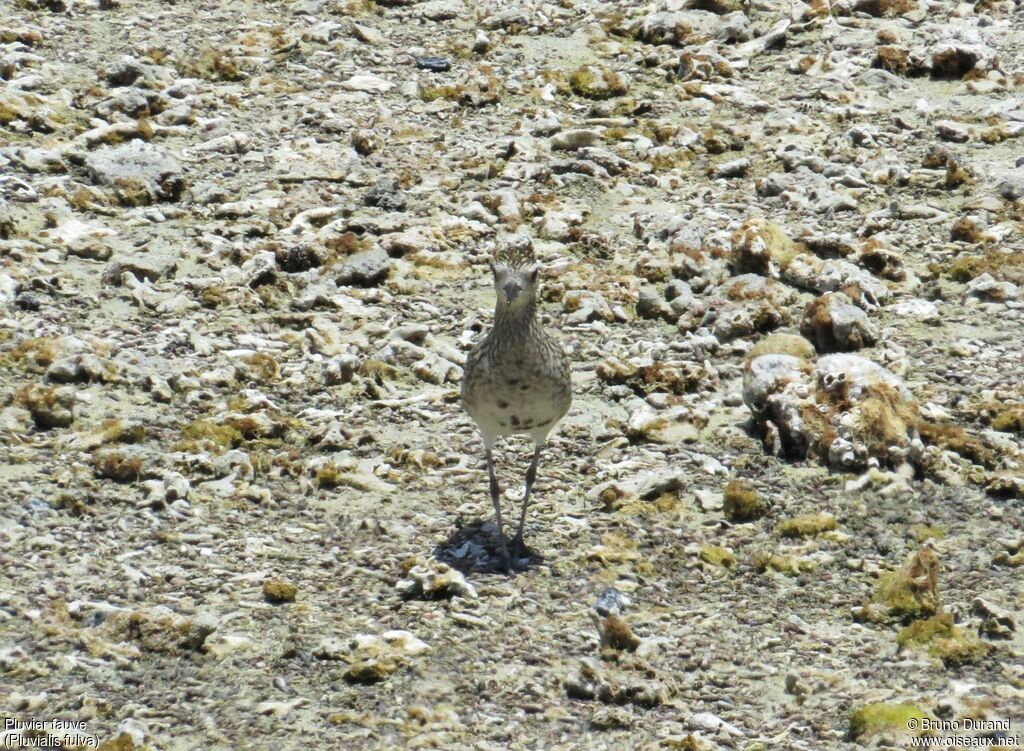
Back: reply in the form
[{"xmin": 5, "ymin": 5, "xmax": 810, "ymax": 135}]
[
  {"xmin": 512, "ymin": 444, "xmax": 542, "ymax": 556},
  {"xmin": 487, "ymin": 448, "xmax": 510, "ymax": 569}
]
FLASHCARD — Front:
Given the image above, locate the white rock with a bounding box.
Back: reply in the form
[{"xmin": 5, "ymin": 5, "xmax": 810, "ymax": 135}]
[
  {"xmin": 340, "ymin": 74, "xmax": 394, "ymax": 93},
  {"xmin": 888, "ymin": 299, "xmax": 940, "ymax": 323},
  {"xmin": 966, "ymin": 273, "xmax": 1019, "ymax": 302}
]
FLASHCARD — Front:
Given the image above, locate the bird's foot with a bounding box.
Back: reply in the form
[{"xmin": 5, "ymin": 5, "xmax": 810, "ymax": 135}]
[
  {"xmin": 510, "ymin": 533, "xmax": 527, "ymax": 560},
  {"xmin": 494, "ymin": 538, "xmax": 513, "ymax": 573}
]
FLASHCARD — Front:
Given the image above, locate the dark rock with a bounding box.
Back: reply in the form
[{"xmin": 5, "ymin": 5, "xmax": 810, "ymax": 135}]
[
  {"xmin": 364, "ymin": 178, "xmax": 407, "ymax": 212},
  {"xmin": 16, "ymin": 292, "xmax": 41, "ymax": 311},
  {"xmin": 278, "ymin": 243, "xmax": 323, "ymax": 273},
  {"xmin": 415, "ymin": 56, "xmax": 451, "ymax": 72},
  {"xmin": 104, "ymin": 55, "xmax": 144, "ymax": 87},
  {"xmin": 336, "ymin": 246, "xmax": 392, "ymax": 287}
]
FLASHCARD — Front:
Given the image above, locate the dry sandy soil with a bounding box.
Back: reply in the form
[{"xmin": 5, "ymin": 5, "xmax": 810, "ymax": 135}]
[{"xmin": 1, "ymin": 0, "xmax": 1023, "ymax": 748}]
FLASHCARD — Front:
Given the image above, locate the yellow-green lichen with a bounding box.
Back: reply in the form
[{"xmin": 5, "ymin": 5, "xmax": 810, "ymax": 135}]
[
  {"xmin": 698, "ymin": 543, "xmax": 736, "ymax": 568},
  {"xmin": 896, "ymin": 613, "xmax": 992, "ymax": 667},
  {"xmin": 908, "ymin": 524, "xmax": 945, "ymax": 544},
  {"xmin": 180, "ymin": 419, "xmax": 243, "ymax": 449},
  {"xmin": 776, "ymin": 513, "xmax": 838, "ymax": 538},
  {"xmin": 847, "ymin": 702, "xmax": 933, "ymax": 742},
  {"xmin": 419, "ymin": 84, "xmax": 461, "ymax": 103},
  {"xmin": 753, "ymin": 552, "xmax": 817, "ymax": 575},
  {"xmin": 568, "ymin": 65, "xmax": 629, "ymax": 100},
  {"xmin": 991, "ymin": 405, "xmax": 1024, "ymax": 433},
  {"xmin": 870, "ymin": 547, "xmax": 941, "ymax": 621},
  {"xmin": 918, "ymin": 420, "xmax": 995, "ymax": 468},
  {"xmin": 262, "ymin": 578, "xmax": 297, "ymax": 604},
  {"xmin": 315, "ymin": 464, "xmax": 344, "ymax": 489},
  {"xmin": 947, "ymin": 250, "xmax": 1024, "ymax": 285},
  {"xmin": 723, "ymin": 480, "xmax": 766, "ymax": 522}
]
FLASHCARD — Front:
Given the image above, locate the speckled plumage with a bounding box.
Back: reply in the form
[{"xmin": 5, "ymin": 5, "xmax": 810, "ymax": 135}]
[
  {"xmin": 461, "ymin": 315, "xmax": 571, "ymax": 447},
  {"xmin": 489, "ymin": 232, "xmax": 536, "ymax": 271},
  {"xmin": 460, "ymin": 238, "xmax": 571, "ymax": 569}
]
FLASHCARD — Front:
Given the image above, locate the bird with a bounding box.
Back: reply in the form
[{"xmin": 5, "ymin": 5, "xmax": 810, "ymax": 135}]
[{"xmin": 461, "ymin": 234, "xmax": 572, "ymax": 570}]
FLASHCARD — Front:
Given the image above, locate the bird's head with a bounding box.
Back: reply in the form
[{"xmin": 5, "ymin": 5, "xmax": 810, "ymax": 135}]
[{"xmin": 489, "ymin": 235, "xmax": 540, "ymax": 312}]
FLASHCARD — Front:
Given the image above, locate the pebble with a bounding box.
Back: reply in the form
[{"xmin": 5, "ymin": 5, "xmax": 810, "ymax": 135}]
[
  {"xmin": 335, "ymin": 247, "xmax": 392, "ymax": 287},
  {"xmin": 415, "ymin": 56, "xmax": 450, "ymax": 72}
]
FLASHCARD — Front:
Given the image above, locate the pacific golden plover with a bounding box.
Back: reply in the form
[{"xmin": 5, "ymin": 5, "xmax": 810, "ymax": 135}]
[{"xmin": 461, "ymin": 235, "xmax": 572, "ymax": 569}]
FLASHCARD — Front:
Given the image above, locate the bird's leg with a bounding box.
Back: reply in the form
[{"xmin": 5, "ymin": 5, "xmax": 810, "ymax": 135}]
[
  {"xmin": 512, "ymin": 444, "xmax": 542, "ymax": 557},
  {"xmin": 486, "ymin": 448, "xmax": 511, "ymax": 570}
]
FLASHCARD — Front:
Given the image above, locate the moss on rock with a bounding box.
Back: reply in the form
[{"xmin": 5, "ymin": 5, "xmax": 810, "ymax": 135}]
[
  {"xmin": 776, "ymin": 513, "xmax": 838, "ymax": 538},
  {"xmin": 847, "ymin": 702, "xmax": 933, "ymax": 742},
  {"xmin": 698, "ymin": 543, "xmax": 736, "ymax": 568},
  {"xmin": 181, "ymin": 419, "xmax": 244, "ymax": 449},
  {"xmin": 897, "ymin": 613, "xmax": 992, "ymax": 667},
  {"xmin": 263, "ymin": 577, "xmax": 298, "ymax": 604},
  {"xmin": 569, "ymin": 65, "xmax": 629, "ymax": 100},
  {"xmin": 723, "ymin": 480, "xmax": 766, "ymax": 522},
  {"xmin": 753, "ymin": 552, "xmax": 818, "ymax": 575},
  {"xmin": 871, "ymin": 546, "xmax": 941, "ymax": 621}
]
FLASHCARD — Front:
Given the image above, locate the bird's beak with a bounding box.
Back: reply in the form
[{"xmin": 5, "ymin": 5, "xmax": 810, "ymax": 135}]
[{"xmin": 503, "ymin": 282, "xmax": 521, "ymax": 303}]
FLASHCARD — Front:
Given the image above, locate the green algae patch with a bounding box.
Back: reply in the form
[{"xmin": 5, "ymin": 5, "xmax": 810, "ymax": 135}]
[
  {"xmin": 263, "ymin": 577, "xmax": 298, "ymax": 604},
  {"xmin": 698, "ymin": 543, "xmax": 735, "ymax": 569},
  {"xmin": 776, "ymin": 513, "xmax": 838, "ymax": 538},
  {"xmin": 896, "ymin": 613, "xmax": 992, "ymax": 667},
  {"xmin": 991, "ymin": 405, "xmax": 1024, "ymax": 433},
  {"xmin": 99, "ymin": 419, "xmax": 146, "ymax": 445},
  {"xmin": 947, "ymin": 249, "xmax": 1024, "ymax": 285},
  {"xmin": 568, "ymin": 64, "xmax": 629, "ymax": 100},
  {"xmin": 908, "ymin": 524, "xmax": 946, "ymax": 543},
  {"xmin": 315, "ymin": 463, "xmax": 344, "ymax": 489},
  {"xmin": 723, "ymin": 480, "xmax": 766, "ymax": 522},
  {"xmin": 180, "ymin": 419, "xmax": 244, "ymax": 449},
  {"xmin": 863, "ymin": 546, "xmax": 941, "ymax": 622},
  {"xmin": 918, "ymin": 419, "xmax": 995, "ymax": 467},
  {"xmin": 847, "ymin": 702, "xmax": 933, "ymax": 742},
  {"xmin": 420, "ymin": 85, "xmax": 461, "ymax": 103},
  {"xmin": 753, "ymin": 552, "xmax": 817, "ymax": 575}
]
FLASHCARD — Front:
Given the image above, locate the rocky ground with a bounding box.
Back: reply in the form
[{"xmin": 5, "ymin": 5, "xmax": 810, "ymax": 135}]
[{"xmin": 2, "ymin": 0, "xmax": 1024, "ymax": 748}]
